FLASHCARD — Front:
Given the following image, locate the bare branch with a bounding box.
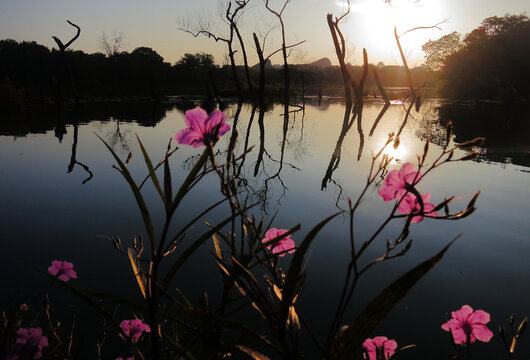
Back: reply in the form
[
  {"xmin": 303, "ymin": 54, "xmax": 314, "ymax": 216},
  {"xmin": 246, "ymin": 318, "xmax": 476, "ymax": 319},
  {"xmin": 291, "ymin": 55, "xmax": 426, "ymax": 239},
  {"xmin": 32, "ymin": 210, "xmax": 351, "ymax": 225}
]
[
  {"xmin": 178, "ymin": 27, "xmax": 229, "ymax": 43},
  {"xmin": 336, "ymin": 0, "xmax": 351, "ymax": 23},
  {"xmin": 399, "ymin": 19, "xmax": 448, "ymax": 37},
  {"xmin": 52, "ymin": 20, "xmax": 81, "ymax": 51},
  {"xmin": 265, "ymin": 40, "xmax": 306, "ymax": 61}
]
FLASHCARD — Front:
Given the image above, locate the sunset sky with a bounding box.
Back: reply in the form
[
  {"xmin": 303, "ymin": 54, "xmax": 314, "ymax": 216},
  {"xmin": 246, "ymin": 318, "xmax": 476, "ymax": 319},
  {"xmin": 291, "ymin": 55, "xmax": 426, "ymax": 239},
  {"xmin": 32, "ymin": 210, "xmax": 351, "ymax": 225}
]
[{"xmin": 1, "ymin": 0, "xmax": 529, "ymax": 67}]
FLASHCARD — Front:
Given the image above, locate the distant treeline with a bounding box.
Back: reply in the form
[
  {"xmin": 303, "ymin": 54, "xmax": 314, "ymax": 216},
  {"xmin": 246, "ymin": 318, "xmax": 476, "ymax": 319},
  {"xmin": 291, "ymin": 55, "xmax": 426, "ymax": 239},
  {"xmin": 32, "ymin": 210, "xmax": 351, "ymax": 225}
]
[
  {"xmin": 423, "ymin": 13, "xmax": 530, "ymax": 101},
  {"xmin": 0, "ymin": 39, "xmax": 438, "ymax": 104}
]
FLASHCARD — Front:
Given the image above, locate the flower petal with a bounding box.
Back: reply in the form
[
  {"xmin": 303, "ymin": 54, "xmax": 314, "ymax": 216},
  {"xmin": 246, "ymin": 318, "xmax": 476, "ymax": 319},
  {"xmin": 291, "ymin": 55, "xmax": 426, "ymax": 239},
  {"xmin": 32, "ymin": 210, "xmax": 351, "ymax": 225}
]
[
  {"xmin": 472, "ymin": 323, "xmax": 494, "ymax": 343},
  {"xmin": 204, "ymin": 109, "xmax": 226, "ymax": 132},
  {"xmin": 469, "ymin": 309, "xmax": 490, "ymax": 325},
  {"xmin": 184, "ymin": 107, "xmax": 208, "ymax": 130},
  {"xmin": 453, "ymin": 305, "xmax": 474, "ymax": 322},
  {"xmin": 450, "ymin": 326, "xmax": 468, "ymax": 345},
  {"xmin": 175, "ymin": 128, "xmax": 203, "ymax": 148}
]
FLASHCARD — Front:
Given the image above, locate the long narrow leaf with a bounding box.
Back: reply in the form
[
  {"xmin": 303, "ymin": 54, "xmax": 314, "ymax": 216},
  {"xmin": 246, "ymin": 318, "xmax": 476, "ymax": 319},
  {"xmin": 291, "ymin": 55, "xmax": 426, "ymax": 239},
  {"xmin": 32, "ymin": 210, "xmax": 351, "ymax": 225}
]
[
  {"xmin": 331, "ymin": 236, "xmax": 460, "ymax": 359},
  {"xmin": 280, "ymin": 212, "xmax": 343, "ymax": 328},
  {"xmin": 128, "ymin": 248, "xmax": 147, "ymax": 299},
  {"xmin": 164, "ymin": 144, "xmax": 173, "ymax": 208},
  {"xmin": 96, "ymin": 133, "xmax": 156, "ymax": 248},
  {"xmin": 136, "ymin": 135, "xmax": 166, "ymax": 209},
  {"xmin": 171, "ymin": 149, "xmax": 209, "ymax": 212}
]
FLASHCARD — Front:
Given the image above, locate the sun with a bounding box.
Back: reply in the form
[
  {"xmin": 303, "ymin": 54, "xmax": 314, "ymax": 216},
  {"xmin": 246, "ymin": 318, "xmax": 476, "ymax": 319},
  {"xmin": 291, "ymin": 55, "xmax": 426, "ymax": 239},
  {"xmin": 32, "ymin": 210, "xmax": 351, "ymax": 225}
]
[{"xmin": 335, "ymin": 0, "xmax": 446, "ymax": 65}]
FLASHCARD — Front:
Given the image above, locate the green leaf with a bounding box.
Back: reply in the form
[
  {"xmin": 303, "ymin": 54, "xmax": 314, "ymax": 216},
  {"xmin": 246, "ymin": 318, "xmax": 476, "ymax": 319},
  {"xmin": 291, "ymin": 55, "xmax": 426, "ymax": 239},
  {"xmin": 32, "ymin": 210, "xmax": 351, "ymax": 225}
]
[
  {"xmin": 136, "ymin": 135, "xmax": 166, "ymax": 209},
  {"xmin": 171, "ymin": 149, "xmax": 209, "ymax": 213},
  {"xmin": 96, "ymin": 133, "xmax": 156, "ymax": 249},
  {"xmin": 280, "ymin": 212, "xmax": 343, "ymax": 329},
  {"xmin": 164, "ymin": 142, "xmax": 173, "ymax": 209},
  {"xmin": 331, "ymin": 237, "xmax": 460, "ymax": 359}
]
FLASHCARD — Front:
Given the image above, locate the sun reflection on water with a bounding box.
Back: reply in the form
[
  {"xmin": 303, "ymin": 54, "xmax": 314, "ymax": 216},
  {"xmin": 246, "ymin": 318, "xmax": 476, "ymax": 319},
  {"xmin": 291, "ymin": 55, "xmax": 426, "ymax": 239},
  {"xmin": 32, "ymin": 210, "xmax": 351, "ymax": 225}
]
[{"xmin": 379, "ymin": 140, "xmax": 408, "ymax": 163}]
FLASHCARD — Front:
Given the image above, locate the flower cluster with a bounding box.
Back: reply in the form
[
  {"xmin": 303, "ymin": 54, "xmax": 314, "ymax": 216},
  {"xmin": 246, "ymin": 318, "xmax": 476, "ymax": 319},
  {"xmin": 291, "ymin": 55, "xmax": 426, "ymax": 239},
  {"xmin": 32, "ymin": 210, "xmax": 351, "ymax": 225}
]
[
  {"xmin": 379, "ymin": 162, "xmax": 437, "ymax": 222},
  {"xmin": 8, "ymin": 327, "xmax": 48, "ymax": 360},
  {"xmin": 364, "ymin": 305, "xmax": 492, "ymax": 359}
]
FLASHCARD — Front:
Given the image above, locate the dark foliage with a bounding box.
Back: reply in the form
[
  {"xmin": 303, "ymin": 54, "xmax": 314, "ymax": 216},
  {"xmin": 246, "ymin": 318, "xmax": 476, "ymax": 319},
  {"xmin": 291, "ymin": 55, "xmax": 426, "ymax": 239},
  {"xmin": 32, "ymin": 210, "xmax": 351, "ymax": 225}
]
[
  {"xmin": 441, "ymin": 14, "xmax": 530, "ymax": 101},
  {"xmin": 0, "ymin": 39, "xmax": 439, "ymax": 104}
]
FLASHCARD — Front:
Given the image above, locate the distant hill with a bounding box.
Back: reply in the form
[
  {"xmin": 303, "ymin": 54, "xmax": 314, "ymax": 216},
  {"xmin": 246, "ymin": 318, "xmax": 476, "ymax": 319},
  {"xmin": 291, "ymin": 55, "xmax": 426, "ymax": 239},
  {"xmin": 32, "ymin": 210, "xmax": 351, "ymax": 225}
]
[
  {"xmin": 250, "ymin": 59, "xmax": 273, "ymax": 71},
  {"xmin": 250, "ymin": 57, "xmax": 332, "ymax": 71},
  {"xmin": 306, "ymin": 57, "xmax": 331, "ymax": 69}
]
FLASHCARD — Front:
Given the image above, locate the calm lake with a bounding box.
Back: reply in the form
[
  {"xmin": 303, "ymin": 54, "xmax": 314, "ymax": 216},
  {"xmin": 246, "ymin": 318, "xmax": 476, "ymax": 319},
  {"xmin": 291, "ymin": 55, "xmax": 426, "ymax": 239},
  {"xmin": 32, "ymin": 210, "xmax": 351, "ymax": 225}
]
[{"xmin": 1, "ymin": 97, "xmax": 529, "ymax": 358}]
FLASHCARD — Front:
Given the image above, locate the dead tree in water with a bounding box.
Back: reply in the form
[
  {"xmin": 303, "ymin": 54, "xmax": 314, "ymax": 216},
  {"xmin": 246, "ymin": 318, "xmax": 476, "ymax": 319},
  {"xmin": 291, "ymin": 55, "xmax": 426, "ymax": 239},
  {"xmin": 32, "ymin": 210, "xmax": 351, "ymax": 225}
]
[
  {"xmin": 393, "ymin": 20, "xmax": 446, "ymax": 107},
  {"xmin": 229, "ymin": 0, "xmax": 255, "ymax": 98},
  {"xmin": 252, "ymin": 32, "xmax": 266, "ymax": 103},
  {"xmin": 264, "ymin": 0, "xmax": 295, "ymax": 103},
  {"xmin": 52, "ymin": 20, "xmax": 81, "ymax": 105},
  {"xmin": 179, "ymin": 0, "xmax": 253, "ymax": 100},
  {"xmin": 252, "ymin": 26, "xmax": 305, "ymax": 102}
]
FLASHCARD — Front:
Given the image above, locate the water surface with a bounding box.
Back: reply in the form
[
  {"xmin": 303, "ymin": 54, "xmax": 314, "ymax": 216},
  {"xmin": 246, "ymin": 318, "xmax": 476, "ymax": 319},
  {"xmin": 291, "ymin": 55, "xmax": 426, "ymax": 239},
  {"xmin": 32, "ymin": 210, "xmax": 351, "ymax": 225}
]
[{"xmin": 1, "ymin": 98, "xmax": 529, "ymax": 358}]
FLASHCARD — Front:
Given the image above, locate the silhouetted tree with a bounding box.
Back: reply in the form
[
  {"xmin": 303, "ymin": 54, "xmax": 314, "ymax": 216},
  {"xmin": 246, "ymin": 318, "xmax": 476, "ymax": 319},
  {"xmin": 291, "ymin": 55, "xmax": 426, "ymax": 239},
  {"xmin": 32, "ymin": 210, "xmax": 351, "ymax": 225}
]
[
  {"xmin": 99, "ymin": 32, "xmax": 124, "ymax": 57},
  {"xmin": 441, "ymin": 13, "xmax": 530, "ymax": 100},
  {"xmin": 422, "ymin": 31, "xmax": 461, "ymax": 71},
  {"xmin": 179, "ymin": 0, "xmax": 255, "ymax": 99},
  {"xmin": 52, "ymin": 20, "xmax": 81, "ymax": 104}
]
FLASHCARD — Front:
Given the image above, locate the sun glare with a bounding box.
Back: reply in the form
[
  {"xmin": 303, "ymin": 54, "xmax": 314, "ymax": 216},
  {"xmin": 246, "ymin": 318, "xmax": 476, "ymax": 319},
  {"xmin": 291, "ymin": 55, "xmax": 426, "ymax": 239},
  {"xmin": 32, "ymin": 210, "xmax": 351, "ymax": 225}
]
[{"xmin": 336, "ymin": 0, "xmax": 445, "ymax": 65}]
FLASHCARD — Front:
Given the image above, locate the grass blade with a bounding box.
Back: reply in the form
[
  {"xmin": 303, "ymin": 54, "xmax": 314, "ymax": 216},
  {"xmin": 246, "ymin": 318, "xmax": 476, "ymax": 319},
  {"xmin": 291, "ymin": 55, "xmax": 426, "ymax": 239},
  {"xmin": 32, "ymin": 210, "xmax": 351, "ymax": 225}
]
[
  {"xmin": 136, "ymin": 135, "xmax": 166, "ymax": 209},
  {"xmin": 164, "ymin": 143, "xmax": 173, "ymax": 209}
]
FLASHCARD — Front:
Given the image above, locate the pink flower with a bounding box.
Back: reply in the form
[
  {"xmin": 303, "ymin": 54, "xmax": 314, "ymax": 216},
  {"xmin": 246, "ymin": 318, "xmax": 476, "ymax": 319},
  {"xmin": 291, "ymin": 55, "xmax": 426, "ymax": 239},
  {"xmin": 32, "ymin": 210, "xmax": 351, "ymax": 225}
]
[
  {"xmin": 362, "ymin": 336, "xmax": 398, "ymax": 360},
  {"xmin": 8, "ymin": 327, "xmax": 48, "ymax": 360},
  {"xmin": 397, "ymin": 192, "xmax": 438, "ymax": 223},
  {"xmin": 379, "ymin": 162, "xmax": 421, "ymax": 201},
  {"xmin": 442, "ymin": 305, "xmax": 493, "ymax": 345},
  {"xmin": 120, "ymin": 319, "xmax": 151, "ymax": 343},
  {"xmin": 261, "ymin": 228, "xmax": 295, "ymax": 257},
  {"xmin": 19, "ymin": 304, "xmax": 28, "ymax": 311},
  {"xmin": 48, "ymin": 260, "xmax": 77, "ymax": 281},
  {"xmin": 175, "ymin": 106, "xmax": 230, "ymax": 148}
]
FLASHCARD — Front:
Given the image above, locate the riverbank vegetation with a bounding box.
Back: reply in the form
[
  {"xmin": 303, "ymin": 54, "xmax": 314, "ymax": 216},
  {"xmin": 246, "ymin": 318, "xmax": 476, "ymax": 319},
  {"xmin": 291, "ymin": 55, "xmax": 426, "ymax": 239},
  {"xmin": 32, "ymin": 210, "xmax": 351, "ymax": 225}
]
[
  {"xmin": 423, "ymin": 13, "xmax": 530, "ymax": 101},
  {"xmin": 0, "ymin": 39, "xmax": 437, "ymax": 106}
]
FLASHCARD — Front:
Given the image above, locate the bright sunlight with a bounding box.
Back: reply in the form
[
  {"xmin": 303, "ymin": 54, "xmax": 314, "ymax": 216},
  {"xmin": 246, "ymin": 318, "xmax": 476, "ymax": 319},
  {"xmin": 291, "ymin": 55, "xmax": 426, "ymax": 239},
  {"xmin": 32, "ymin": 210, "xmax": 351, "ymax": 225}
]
[{"xmin": 336, "ymin": 0, "xmax": 446, "ymax": 65}]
